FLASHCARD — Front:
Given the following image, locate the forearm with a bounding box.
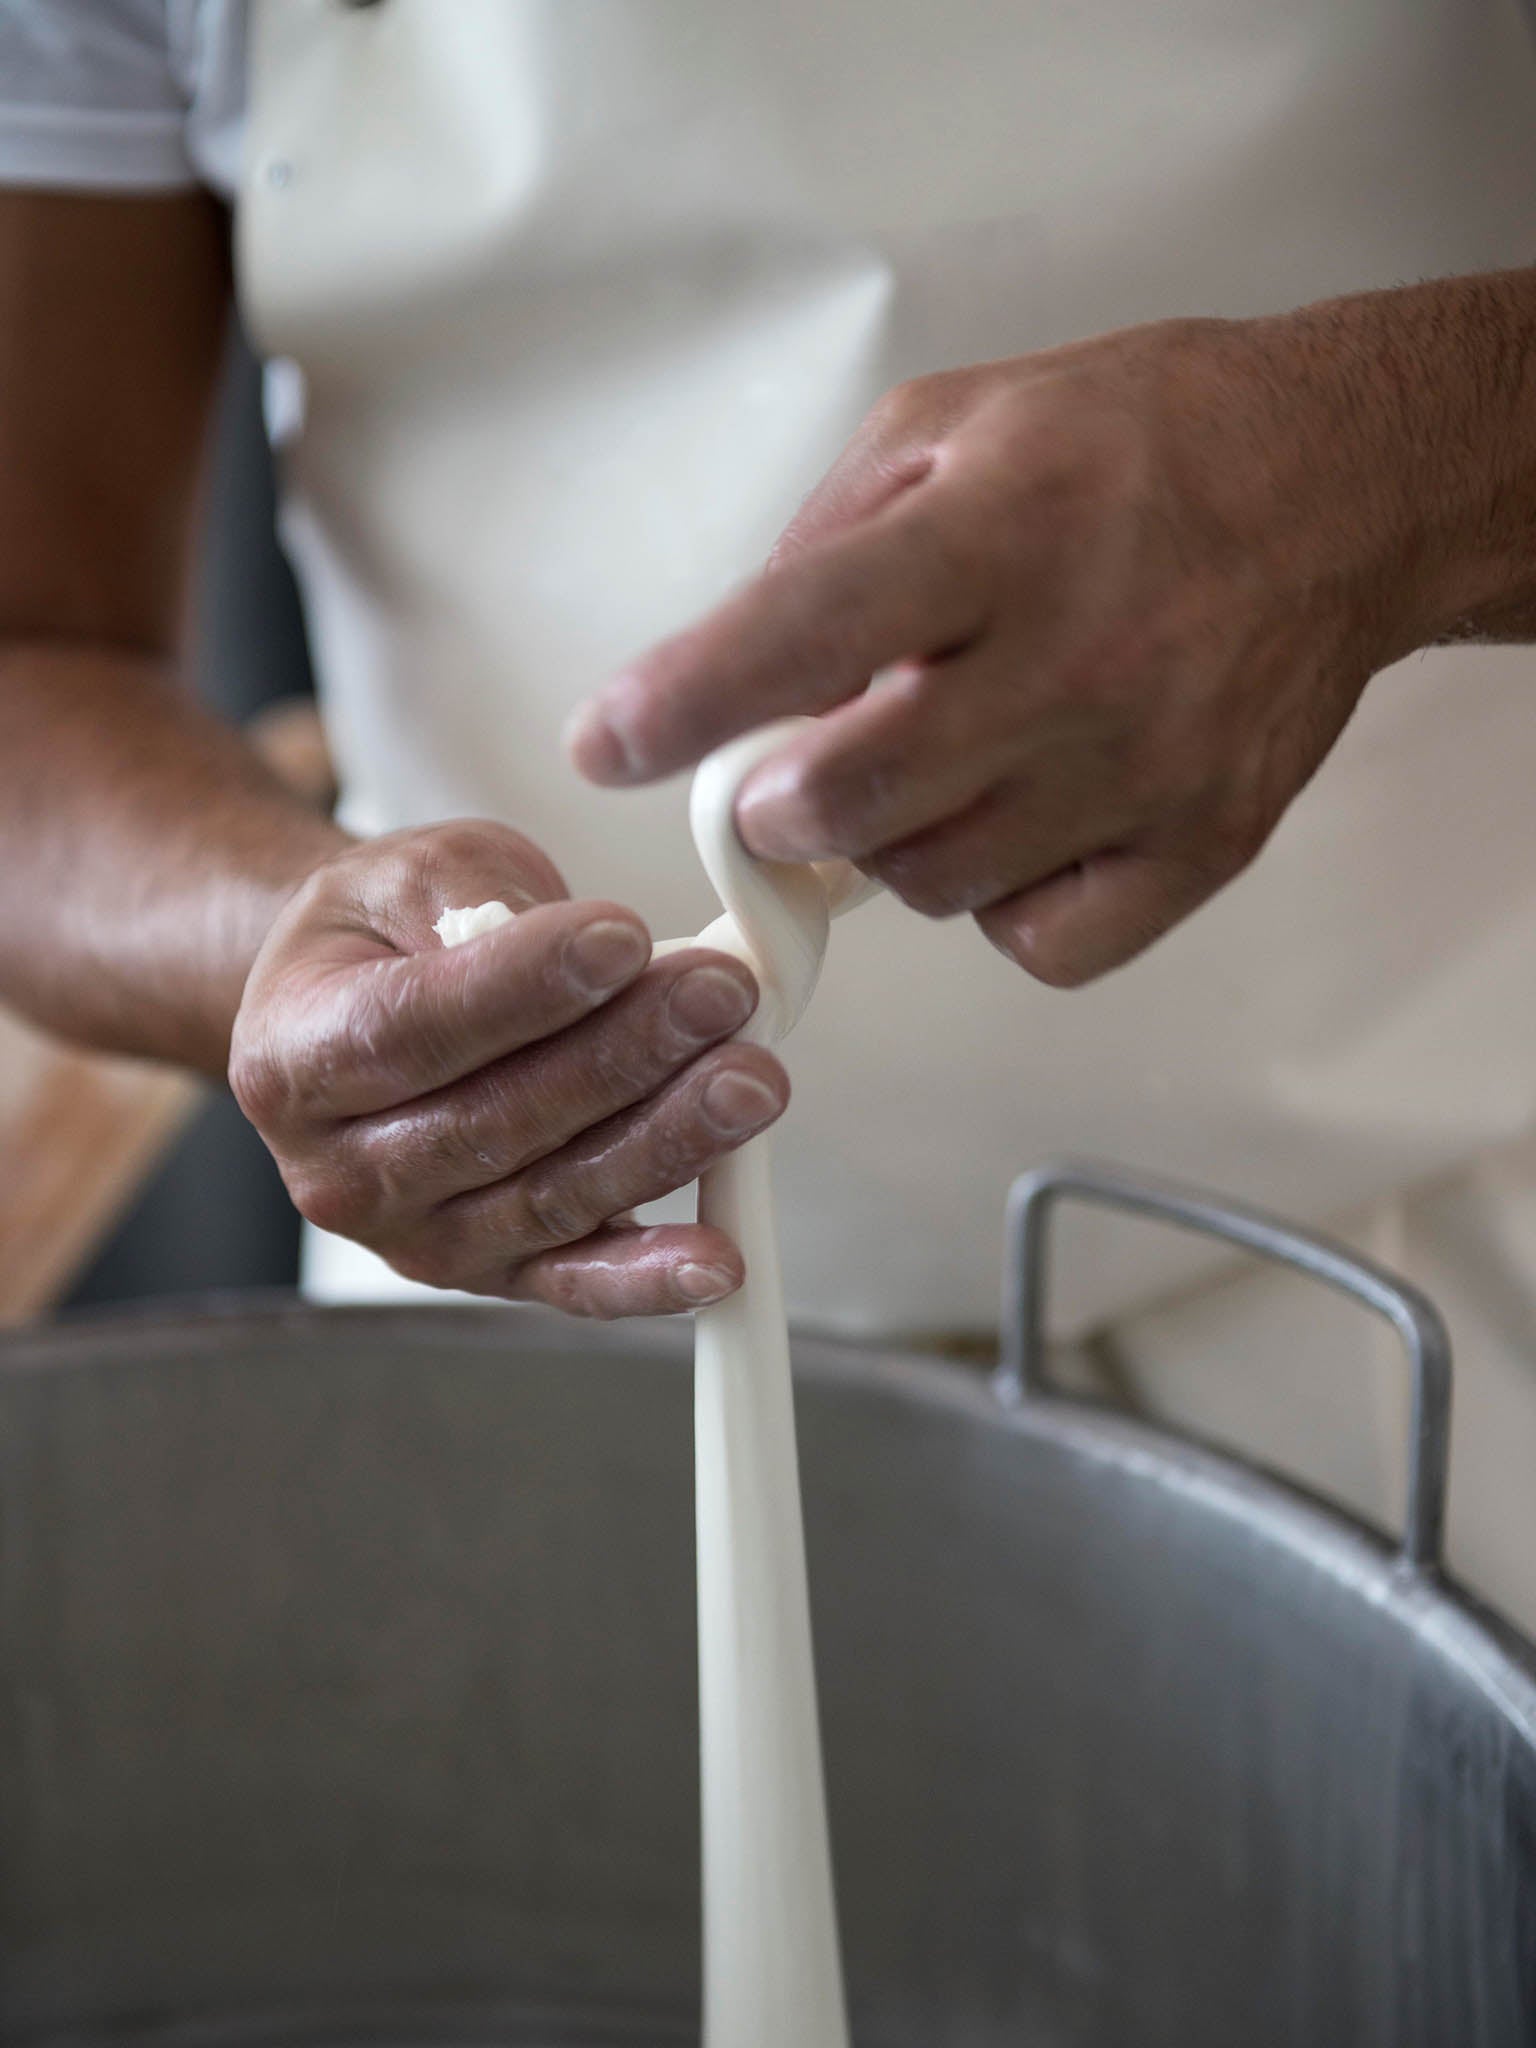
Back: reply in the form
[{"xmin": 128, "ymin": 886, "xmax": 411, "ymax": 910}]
[
  {"xmin": 1241, "ymin": 268, "xmax": 1536, "ymax": 653},
  {"xmin": 0, "ymin": 640, "xmax": 350, "ymax": 1075}
]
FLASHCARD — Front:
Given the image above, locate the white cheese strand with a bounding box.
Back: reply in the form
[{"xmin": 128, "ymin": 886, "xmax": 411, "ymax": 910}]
[
  {"xmin": 440, "ymin": 717, "xmax": 872, "ymax": 2044},
  {"xmin": 683, "ymin": 722, "xmax": 867, "ymax": 2048}
]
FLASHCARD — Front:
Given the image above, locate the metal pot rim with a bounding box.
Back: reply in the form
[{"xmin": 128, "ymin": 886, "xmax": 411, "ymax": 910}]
[{"xmin": 6, "ymin": 1294, "xmax": 1535, "ymax": 1747}]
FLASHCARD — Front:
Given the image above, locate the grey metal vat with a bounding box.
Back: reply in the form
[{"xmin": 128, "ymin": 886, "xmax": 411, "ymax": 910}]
[{"xmin": 0, "ymin": 1164, "xmax": 1532, "ymax": 2046}]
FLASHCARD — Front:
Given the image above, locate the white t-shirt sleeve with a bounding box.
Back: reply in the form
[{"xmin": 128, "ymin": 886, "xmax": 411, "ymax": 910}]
[{"xmin": 0, "ymin": 1, "xmax": 197, "ymax": 192}]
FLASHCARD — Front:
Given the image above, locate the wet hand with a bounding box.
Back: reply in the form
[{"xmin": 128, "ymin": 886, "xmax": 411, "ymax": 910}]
[
  {"xmin": 570, "ymin": 313, "xmax": 1420, "ymax": 984},
  {"xmin": 230, "ymin": 822, "xmax": 787, "ymax": 1316}
]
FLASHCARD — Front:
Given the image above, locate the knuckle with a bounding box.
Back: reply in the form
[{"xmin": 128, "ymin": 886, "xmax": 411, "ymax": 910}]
[
  {"xmin": 345, "ymin": 1126, "xmax": 430, "ymax": 1214},
  {"xmin": 421, "ymin": 818, "xmax": 501, "ymax": 867},
  {"xmin": 586, "ymin": 1027, "xmax": 663, "ymax": 1097},
  {"xmin": 653, "ymin": 1115, "xmax": 717, "ymax": 1189},
  {"xmin": 871, "ymin": 378, "xmax": 922, "ymax": 434},
  {"xmin": 517, "ymin": 1174, "xmax": 597, "ymax": 1251},
  {"xmin": 385, "ymin": 1242, "xmax": 464, "ymax": 1294},
  {"xmin": 533, "ymin": 1261, "xmax": 588, "ymax": 1317},
  {"xmin": 288, "ymin": 1046, "xmax": 350, "ymax": 1122},
  {"xmin": 872, "ymin": 373, "xmax": 946, "ymax": 439},
  {"xmin": 530, "ymin": 1257, "xmax": 620, "ymax": 1322},
  {"xmin": 373, "ymin": 819, "xmax": 567, "ymax": 922},
  {"xmin": 377, "ymin": 1120, "xmax": 458, "ymax": 1198},
  {"xmin": 430, "ymin": 818, "xmax": 563, "ymax": 900},
  {"xmin": 472, "ymin": 1054, "xmax": 575, "ymax": 1164},
  {"xmin": 352, "ymin": 833, "xmax": 424, "ymax": 909},
  {"xmin": 228, "ymin": 1035, "xmax": 291, "ymax": 1129},
  {"xmin": 362, "ymin": 1093, "xmax": 520, "ymax": 1201},
  {"xmin": 287, "ymin": 1120, "xmax": 443, "ymax": 1245},
  {"xmin": 279, "ymin": 858, "xmax": 344, "ymax": 932},
  {"xmin": 382, "ymin": 1209, "xmax": 488, "ymax": 1294},
  {"xmin": 284, "ymin": 1165, "xmax": 368, "ymax": 1240},
  {"xmin": 651, "ymin": 1105, "xmax": 729, "ymax": 1187}
]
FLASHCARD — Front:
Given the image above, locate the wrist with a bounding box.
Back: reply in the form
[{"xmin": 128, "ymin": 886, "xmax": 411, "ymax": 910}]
[
  {"xmin": 0, "ymin": 640, "xmax": 356, "ymax": 1078},
  {"xmin": 192, "ymin": 817, "xmax": 355, "ymax": 1079}
]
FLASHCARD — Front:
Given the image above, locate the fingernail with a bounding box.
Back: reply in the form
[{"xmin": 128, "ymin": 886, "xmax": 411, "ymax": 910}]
[
  {"xmin": 701, "ymin": 1068, "xmax": 783, "ymax": 1136},
  {"xmin": 563, "ymin": 694, "xmax": 642, "ymax": 784},
  {"xmin": 566, "ymin": 918, "xmax": 649, "ymax": 995},
  {"xmin": 677, "ymin": 1260, "xmax": 738, "ymax": 1305},
  {"xmin": 668, "ymin": 965, "xmax": 755, "ymax": 1040}
]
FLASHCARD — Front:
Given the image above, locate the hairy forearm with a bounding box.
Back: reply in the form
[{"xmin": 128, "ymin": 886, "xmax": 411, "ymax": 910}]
[
  {"xmin": 1240, "ymin": 267, "xmax": 1536, "ymax": 653},
  {"xmin": 0, "ymin": 641, "xmax": 350, "ymax": 1075}
]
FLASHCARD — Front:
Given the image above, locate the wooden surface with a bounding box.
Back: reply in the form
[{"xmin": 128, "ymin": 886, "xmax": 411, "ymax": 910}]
[{"xmin": 0, "ymin": 1016, "xmax": 202, "ymax": 1323}]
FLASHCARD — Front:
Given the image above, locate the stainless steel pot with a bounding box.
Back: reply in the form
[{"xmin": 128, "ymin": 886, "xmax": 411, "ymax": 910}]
[{"xmin": 1, "ymin": 1164, "xmax": 1532, "ymax": 2047}]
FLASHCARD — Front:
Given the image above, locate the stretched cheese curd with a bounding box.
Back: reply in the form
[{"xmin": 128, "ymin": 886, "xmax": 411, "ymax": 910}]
[{"xmin": 438, "ymin": 721, "xmax": 865, "ymax": 2048}]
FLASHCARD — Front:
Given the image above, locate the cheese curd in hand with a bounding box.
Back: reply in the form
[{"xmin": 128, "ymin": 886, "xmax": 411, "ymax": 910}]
[{"xmin": 434, "ymin": 900, "xmax": 518, "ymax": 948}]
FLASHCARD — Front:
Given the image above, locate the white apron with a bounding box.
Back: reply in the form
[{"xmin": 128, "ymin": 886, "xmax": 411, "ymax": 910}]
[{"xmin": 239, "ymin": 0, "xmax": 1536, "ymax": 1625}]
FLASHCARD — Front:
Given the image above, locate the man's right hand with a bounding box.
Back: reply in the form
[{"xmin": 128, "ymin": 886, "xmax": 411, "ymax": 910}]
[{"xmin": 230, "ymin": 821, "xmax": 787, "ymax": 1317}]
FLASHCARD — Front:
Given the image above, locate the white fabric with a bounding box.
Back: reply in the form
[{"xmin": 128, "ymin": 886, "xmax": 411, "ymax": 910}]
[
  {"xmin": 240, "ymin": 0, "xmax": 1536, "ymax": 1330},
  {"xmin": 0, "ymin": 0, "xmax": 245, "ymax": 197},
  {"xmin": 235, "ymin": 0, "xmax": 1536, "ymax": 1626}
]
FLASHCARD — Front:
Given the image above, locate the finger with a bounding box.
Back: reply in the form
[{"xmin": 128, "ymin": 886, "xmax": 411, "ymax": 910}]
[
  {"xmin": 733, "ymin": 657, "xmax": 1005, "ymax": 863},
  {"xmin": 860, "ymin": 769, "xmax": 1143, "ymax": 920},
  {"xmin": 976, "ymin": 841, "xmax": 1231, "ymax": 986},
  {"xmin": 339, "ymin": 948, "xmax": 760, "ymax": 1209},
  {"xmin": 566, "ymin": 488, "xmax": 989, "ymax": 786},
  {"xmin": 508, "ymin": 1223, "xmax": 747, "ymax": 1319},
  {"xmin": 417, "ymin": 1044, "xmax": 789, "ymax": 1278},
  {"xmin": 257, "ymin": 898, "xmax": 653, "ymax": 1123}
]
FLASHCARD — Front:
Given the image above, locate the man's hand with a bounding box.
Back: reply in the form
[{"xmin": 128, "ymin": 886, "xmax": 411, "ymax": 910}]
[
  {"xmin": 570, "ymin": 282, "xmax": 1536, "ymax": 984},
  {"xmin": 230, "ymin": 822, "xmax": 788, "ymax": 1317},
  {"xmin": 0, "ymin": 190, "xmax": 785, "ymax": 1321}
]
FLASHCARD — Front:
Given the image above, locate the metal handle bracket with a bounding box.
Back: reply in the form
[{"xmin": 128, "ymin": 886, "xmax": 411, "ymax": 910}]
[{"xmin": 995, "ymin": 1162, "xmax": 1452, "ymax": 1571}]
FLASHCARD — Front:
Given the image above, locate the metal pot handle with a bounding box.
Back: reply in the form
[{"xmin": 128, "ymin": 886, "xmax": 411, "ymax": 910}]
[{"xmin": 995, "ymin": 1161, "xmax": 1452, "ymax": 1572}]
